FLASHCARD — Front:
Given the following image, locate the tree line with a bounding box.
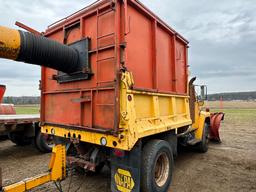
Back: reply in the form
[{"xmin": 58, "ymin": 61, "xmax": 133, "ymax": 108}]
[
  {"xmin": 207, "ymin": 91, "xmax": 256, "ymax": 101},
  {"xmin": 3, "ymin": 96, "xmax": 40, "ymax": 105}
]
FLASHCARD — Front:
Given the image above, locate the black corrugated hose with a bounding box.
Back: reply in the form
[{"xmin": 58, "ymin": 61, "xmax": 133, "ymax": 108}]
[{"xmin": 17, "ymin": 30, "xmax": 81, "ymax": 74}]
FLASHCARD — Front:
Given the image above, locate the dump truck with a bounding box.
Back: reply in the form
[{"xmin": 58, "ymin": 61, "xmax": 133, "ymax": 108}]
[
  {"xmin": 0, "ymin": 0, "xmax": 224, "ymax": 191},
  {"xmin": 0, "ymin": 85, "xmax": 53, "ymax": 152}
]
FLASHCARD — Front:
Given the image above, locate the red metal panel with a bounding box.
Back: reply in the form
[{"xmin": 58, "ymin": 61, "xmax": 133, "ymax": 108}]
[
  {"xmin": 42, "ymin": 1, "xmax": 117, "ymax": 131},
  {"xmin": 125, "ymin": 0, "xmax": 188, "ymax": 94},
  {"xmin": 175, "ymin": 39, "xmax": 187, "ymax": 94},
  {"xmin": 126, "ymin": 4, "xmax": 153, "ymax": 89},
  {"xmin": 65, "ymin": 27, "xmax": 80, "ymax": 44},
  {"xmin": 93, "ymin": 89, "xmax": 115, "ymax": 129},
  {"xmin": 156, "ymin": 25, "xmax": 173, "ymax": 92},
  {"xmin": 44, "ymin": 93, "xmax": 81, "ymax": 125}
]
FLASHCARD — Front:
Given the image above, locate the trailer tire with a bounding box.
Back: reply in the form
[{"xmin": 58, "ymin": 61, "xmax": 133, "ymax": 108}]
[
  {"xmin": 141, "ymin": 140, "xmax": 173, "ymax": 192},
  {"xmin": 35, "ymin": 131, "xmax": 54, "ymax": 153},
  {"xmin": 197, "ymin": 123, "xmax": 209, "ymax": 153},
  {"xmin": 8, "ymin": 132, "xmax": 32, "ymax": 146}
]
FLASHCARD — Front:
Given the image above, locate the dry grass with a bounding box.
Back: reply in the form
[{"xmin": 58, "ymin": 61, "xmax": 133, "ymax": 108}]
[
  {"xmin": 206, "ymin": 101, "xmax": 256, "ymax": 121},
  {"xmin": 206, "ymin": 100, "xmax": 256, "ymax": 109}
]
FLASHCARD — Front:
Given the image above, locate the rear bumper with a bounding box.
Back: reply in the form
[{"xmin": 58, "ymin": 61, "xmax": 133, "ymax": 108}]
[{"xmin": 41, "ymin": 124, "xmax": 130, "ymax": 151}]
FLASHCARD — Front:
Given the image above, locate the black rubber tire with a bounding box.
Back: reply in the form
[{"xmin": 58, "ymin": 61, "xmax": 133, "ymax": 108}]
[
  {"xmin": 163, "ymin": 134, "xmax": 178, "ymax": 158},
  {"xmin": 141, "ymin": 140, "xmax": 174, "ymax": 192},
  {"xmin": 8, "ymin": 132, "xmax": 32, "ymax": 146},
  {"xmin": 197, "ymin": 123, "xmax": 210, "ymax": 153},
  {"xmin": 35, "ymin": 131, "xmax": 54, "ymax": 153},
  {"xmin": 95, "ymin": 162, "xmax": 105, "ymax": 173}
]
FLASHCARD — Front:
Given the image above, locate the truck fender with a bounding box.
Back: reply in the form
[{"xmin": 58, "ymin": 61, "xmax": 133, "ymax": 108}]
[{"xmin": 194, "ymin": 112, "xmax": 210, "ymax": 141}]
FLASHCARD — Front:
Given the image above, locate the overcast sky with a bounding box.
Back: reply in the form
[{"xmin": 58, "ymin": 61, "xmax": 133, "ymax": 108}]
[{"xmin": 0, "ymin": 0, "xmax": 255, "ymax": 96}]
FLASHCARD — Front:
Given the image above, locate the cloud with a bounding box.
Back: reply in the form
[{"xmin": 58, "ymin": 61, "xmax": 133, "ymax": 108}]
[
  {"xmin": 128, "ymin": 0, "xmax": 256, "ymax": 93},
  {"xmin": 0, "ymin": 0, "xmax": 255, "ymax": 95}
]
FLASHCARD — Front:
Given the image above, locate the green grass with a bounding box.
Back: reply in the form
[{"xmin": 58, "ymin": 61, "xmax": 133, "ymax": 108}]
[
  {"xmin": 212, "ymin": 108, "xmax": 256, "ymax": 121},
  {"xmin": 14, "ymin": 105, "xmax": 40, "ymax": 114}
]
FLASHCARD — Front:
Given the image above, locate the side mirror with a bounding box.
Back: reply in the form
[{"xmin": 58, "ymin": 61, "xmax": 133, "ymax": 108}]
[
  {"xmin": 195, "ymin": 85, "xmax": 207, "ymax": 101},
  {"xmin": 199, "ymin": 85, "xmax": 207, "ymax": 101}
]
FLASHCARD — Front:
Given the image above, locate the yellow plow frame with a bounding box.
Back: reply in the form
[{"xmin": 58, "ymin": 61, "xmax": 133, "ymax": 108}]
[{"xmin": 0, "ymin": 145, "xmax": 66, "ymax": 192}]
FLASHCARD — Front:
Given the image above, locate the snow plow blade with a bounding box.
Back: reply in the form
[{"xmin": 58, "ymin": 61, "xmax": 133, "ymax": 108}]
[{"xmin": 209, "ymin": 112, "xmax": 225, "ymax": 143}]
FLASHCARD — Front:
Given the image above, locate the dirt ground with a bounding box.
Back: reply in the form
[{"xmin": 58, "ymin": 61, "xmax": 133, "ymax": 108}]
[{"xmin": 0, "ymin": 101, "xmax": 255, "ymax": 192}]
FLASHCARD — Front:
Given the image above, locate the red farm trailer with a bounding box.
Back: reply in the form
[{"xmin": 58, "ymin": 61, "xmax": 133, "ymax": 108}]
[{"xmin": 0, "ymin": 85, "xmax": 53, "ymax": 152}]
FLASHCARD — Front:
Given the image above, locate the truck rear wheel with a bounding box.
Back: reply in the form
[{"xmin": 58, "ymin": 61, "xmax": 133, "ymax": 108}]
[
  {"xmin": 141, "ymin": 140, "xmax": 173, "ymax": 192},
  {"xmin": 8, "ymin": 131, "xmax": 32, "ymax": 146}
]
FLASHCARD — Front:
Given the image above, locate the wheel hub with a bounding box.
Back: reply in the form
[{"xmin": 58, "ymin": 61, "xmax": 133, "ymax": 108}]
[{"xmin": 154, "ymin": 152, "xmax": 170, "ymax": 187}]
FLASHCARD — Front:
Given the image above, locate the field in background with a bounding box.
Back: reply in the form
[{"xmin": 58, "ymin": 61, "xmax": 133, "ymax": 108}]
[
  {"xmin": 206, "ymin": 101, "xmax": 256, "ymax": 121},
  {"xmin": 206, "ymin": 100, "xmax": 256, "ymax": 109},
  {"xmin": 14, "ymin": 105, "xmax": 40, "ymax": 114},
  {"xmin": 172, "ymin": 100, "xmax": 256, "ymax": 191}
]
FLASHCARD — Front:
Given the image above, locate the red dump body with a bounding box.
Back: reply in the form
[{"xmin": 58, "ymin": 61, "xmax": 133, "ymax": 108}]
[{"xmin": 41, "ymin": 0, "xmax": 189, "ymax": 132}]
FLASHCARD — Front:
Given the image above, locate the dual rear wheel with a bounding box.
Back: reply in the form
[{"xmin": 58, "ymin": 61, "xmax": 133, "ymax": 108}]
[
  {"xmin": 8, "ymin": 130, "xmax": 54, "ymax": 153},
  {"xmin": 35, "ymin": 131, "xmax": 54, "ymax": 153},
  {"xmin": 141, "ymin": 140, "xmax": 174, "ymax": 192}
]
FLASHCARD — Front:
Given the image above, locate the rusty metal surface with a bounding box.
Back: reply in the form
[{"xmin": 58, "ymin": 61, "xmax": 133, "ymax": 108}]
[
  {"xmin": 67, "ymin": 156, "xmax": 96, "ymax": 172},
  {"xmin": 15, "ymin": 21, "xmax": 41, "ymax": 35}
]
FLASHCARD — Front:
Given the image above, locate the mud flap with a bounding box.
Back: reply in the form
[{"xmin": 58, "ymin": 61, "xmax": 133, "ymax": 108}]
[{"xmin": 111, "ymin": 142, "xmax": 141, "ymax": 192}]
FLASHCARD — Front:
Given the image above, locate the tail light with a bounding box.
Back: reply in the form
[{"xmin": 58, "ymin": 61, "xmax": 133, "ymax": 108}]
[{"xmin": 113, "ymin": 149, "xmax": 125, "ymax": 158}]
